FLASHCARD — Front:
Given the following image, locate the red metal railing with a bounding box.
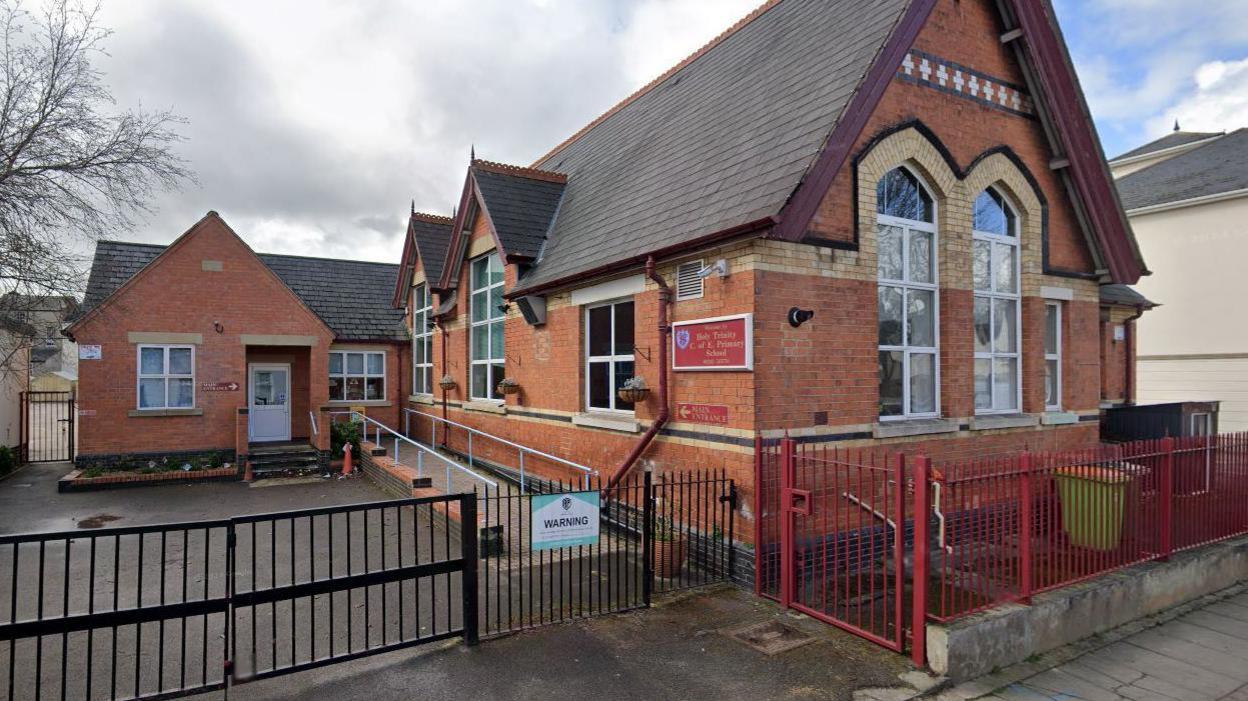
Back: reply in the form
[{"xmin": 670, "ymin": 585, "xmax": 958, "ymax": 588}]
[
  {"xmin": 929, "ymin": 433, "xmax": 1248, "ymax": 621},
  {"xmin": 756, "ymin": 433, "xmax": 1248, "ymax": 650}
]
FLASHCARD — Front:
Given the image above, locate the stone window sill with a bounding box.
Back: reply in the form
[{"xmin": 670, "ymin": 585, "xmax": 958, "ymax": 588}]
[
  {"xmin": 572, "ymin": 412, "xmax": 640, "ymax": 434},
  {"xmin": 128, "ymin": 408, "xmax": 204, "ymax": 418},
  {"xmin": 327, "ymin": 400, "xmax": 393, "ymax": 408},
  {"xmin": 872, "ymin": 418, "xmax": 959, "ymax": 439},
  {"xmin": 969, "ymin": 414, "xmax": 1039, "ymax": 431},
  {"xmin": 463, "ymin": 400, "xmax": 507, "ymax": 415},
  {"xmin": 1041, "ymin": 411, "xmax": 1079, "ymax": 426},
  {"xmin": 409, "ymin": 394, "xmax": 436, "ymax": 406}
]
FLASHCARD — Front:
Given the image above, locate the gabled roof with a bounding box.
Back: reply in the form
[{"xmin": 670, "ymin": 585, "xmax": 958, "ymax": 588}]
[
  {"xmin": 75, "ymin": 240, "xmax": 407, "ymax": 341},
  {"xmin": 1111, "ymin": 130, "xmax": 1224, "ymax": 163},
  {"xmin": 474, "ymin": 0, "xmax": 1144, "ymax": 295},
  {"xmin": 1116, "ymin": 128, "xmax": 1248, "ymax": 212},
  {"xmin": 471, "ymin": 162, "xmax": 566, "ymax": 261},
  {"xmin": 513, "ymin": 0, "xmax": 913, "ymax": 293},
  {"xmin": 393, "ymin": 211, "xmax": 454, "ymax": 307},
  {"xmin": 1099, "ymin": 284, "xmax": 1156, "ymax": 309},
  {"xmin": 436, "ymin": 160, "xmax": 567, "ymax": 291}
]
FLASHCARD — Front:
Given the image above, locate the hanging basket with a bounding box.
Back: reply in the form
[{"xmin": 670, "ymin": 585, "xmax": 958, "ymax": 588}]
[
  {"xmin": 618, "ymin": 387, "xmax": 650, "ymax": 403},
  {"xmin": 498, "ymin": 382, "xmax": 521, "ymax": 395},
  {"xmin": 438, "ymin": 377, "xmax": 457, "ymax": 391}
]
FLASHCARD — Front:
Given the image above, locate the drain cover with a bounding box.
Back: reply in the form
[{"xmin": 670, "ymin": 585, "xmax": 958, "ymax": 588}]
[{"xmin": 724, "ymin": 620, "xmax": 816, "ymax": 655}]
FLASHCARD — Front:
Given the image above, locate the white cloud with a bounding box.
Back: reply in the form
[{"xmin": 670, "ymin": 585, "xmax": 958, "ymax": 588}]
[
  {"xmin": 90, "ymin": 0, "xmax": 765, "ymax": 263},
  {"xmin": 1143, "ymin": 58, "xmax": 1248, "ymax": 138}
]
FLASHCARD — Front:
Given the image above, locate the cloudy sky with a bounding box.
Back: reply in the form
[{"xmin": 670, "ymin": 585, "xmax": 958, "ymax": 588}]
[{"xmin": 88, "ymin": 0, "xmax": 1248, "ymax": 265}]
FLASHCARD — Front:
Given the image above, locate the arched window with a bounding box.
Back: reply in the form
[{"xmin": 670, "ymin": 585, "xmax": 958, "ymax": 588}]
[
  {"xmin": 877, "ymin": 167, "xmax": 938, "ymax": 418},
  {"xmin": 972, "ymin": 188, "xmax": 1020, "ymax": 413}
]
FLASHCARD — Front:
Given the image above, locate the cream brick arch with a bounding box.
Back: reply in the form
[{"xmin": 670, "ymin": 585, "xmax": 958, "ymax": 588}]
[
  {"xmin": 854, "ymin": 125, "xmax": 963, "ymax": 282},
  {"xmin": 963, "ymin": 151, "xmax": 1046, "ymax": 293}
]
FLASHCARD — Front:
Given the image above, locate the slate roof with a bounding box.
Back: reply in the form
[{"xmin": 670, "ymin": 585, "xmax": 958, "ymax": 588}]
[
  {"xmin": 1111, "ymin": 130, "xmax": 1223, "ymax": 162},
  {"xmin": 472, "ymin": 164, "xmax": 565, "ymax": 261},
  {"xmin": 511, "ymin": 0, "xmax": 910, "ymax": 293},
  {"xmin": 77, "ymin": 241, "xmax": 406, "ymax": 341},
  {"xmin": 1099, "ymin": 284, "xmax": 1156, "ymax": 309},
  {"xmin": 1116, "ymin": 129, "xmax": 1248, "ymax": 211},
  {"xmin": 409, "ymin": 214, "xmax": 453, "ymax": 287}
]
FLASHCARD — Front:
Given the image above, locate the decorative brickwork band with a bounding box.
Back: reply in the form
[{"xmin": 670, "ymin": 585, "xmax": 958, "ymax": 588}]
[{"xmin": 897, "ymin": 49, "xmax": 1034, "ymax": 118}]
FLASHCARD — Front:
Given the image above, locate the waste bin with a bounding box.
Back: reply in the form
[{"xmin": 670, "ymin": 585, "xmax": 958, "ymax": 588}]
[{"xmin": 1054, "ymin": 466, "xmax": 1131, "ymax": 551}]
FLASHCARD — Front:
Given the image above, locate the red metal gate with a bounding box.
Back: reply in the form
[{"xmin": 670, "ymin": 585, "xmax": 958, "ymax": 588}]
[{"xmin": 757, "ymin": 438, "xmax": 926, "ymax": 662}]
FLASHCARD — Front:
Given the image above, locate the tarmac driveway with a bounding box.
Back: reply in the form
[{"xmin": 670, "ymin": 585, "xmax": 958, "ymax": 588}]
[{"xmin": 0, "ymin": 461, "xmax": 389, "ymax": 534}]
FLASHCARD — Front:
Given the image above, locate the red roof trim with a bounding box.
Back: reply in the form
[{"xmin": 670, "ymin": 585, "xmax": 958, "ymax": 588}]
[
  {"xmin": 1009, "ymin": 0, "xmax": 1144, "ymax": 283},
  {"xmin": 472, "ymin": 159, "xmax": 567, "ymax": 183},
  {"xmin": 771, "ymin": 0, "xmax": 938, "ymax": 242}
]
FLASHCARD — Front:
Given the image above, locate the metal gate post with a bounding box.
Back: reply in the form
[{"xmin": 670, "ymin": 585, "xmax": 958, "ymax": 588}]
[
  {"xmin": 1159, "ymin": 436, "xmax": 1175, "ymax": 561},
  {"xmin": 642, "ymin": 470, "xmax": 654, "ymax": 607},
  {"xmin": 779, "ymin": 437, "xmax": 796, "ymax": 608},
  {"xmin": 911, "ymin": 455, "xmax": 931, "ymax": 668},
  {"xmin": 1019, "ymin": 452, "xmax": 1034, "ymax": 604},
  {"xmin": 67, "ymin": 393, "xmax": 76, "ymax": 461},
  {"xmin": 893, "ymin": 453, "xmax": 906, "ymax": 648},
  {"xmin": 225, "ymin": 522, "xmax": 237, "ymax": 686},
  {"xmin": 18, "ymin": 391, "xmax": 27, "ymax": 464},
  {"xmin": 461, "ymin": 494, "xmax": 480, "ymax": 645}
]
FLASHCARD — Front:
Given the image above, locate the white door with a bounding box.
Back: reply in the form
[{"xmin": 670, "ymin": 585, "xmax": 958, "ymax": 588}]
[{"xmin": 249, "ymin": 364, "xmax": 291, "ymax": 442}]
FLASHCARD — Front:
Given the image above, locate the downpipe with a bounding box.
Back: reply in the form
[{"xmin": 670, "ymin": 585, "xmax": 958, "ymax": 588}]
[{"xmin": 605, "ymin": 256, "xmax": 670, "ymax": 495}]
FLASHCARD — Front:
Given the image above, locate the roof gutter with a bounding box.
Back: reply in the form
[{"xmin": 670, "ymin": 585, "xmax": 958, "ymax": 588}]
[
  {"xmin": 605, "ymin": 256, "xmax": 670, "ymax": 496},
  {"xmin": 1125, "ymin": 187, "xmax": 1248, "ymax": 217},
  {"xmin": 507, "ymin": 216, "xmax": 776, "ymax": 300}
]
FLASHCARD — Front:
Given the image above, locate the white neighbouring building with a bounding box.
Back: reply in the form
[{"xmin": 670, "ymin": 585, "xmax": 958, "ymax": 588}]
[{"xmin": 1111, "ymin": 127, "xmax": 1248, "ymax": 431}]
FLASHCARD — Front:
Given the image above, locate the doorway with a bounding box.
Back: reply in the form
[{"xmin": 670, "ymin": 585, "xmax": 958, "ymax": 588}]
[{"xmin": 248, "ymin": 363, "xmax": 291, "ymax": 442}]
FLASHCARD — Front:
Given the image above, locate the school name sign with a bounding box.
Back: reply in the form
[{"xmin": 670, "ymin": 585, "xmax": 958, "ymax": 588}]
[
  {"xmin": 530, "ymin": 491, "xmax": 600, "ymax": 551},
  {"xmin": 671, "ymin": 313, "xmax": 753, "ymax": 371}
]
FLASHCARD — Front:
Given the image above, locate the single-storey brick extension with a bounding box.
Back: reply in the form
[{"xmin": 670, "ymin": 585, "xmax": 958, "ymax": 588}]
[
  {"xmin": 67, "ymin": 0, "xmax": 1152, "ymax": 528},
  {"xmin": 66, "ymin": 215, "xmax": 409, "ymax": 472}
]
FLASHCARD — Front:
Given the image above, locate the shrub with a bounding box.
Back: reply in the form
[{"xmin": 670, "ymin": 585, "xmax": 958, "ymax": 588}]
[
  {"xmin": 0, "ymin": 446, "xmax": 15, "ymax": 476},
  {"xmin": 331, "ymin": 421, "xmax": 362, "ymax": 459}
]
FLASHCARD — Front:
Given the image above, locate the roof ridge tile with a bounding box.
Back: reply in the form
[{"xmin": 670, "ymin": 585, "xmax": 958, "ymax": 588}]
[{"xmin": 472, "ymin": 159, "xmax": 568, "ymax": 183}]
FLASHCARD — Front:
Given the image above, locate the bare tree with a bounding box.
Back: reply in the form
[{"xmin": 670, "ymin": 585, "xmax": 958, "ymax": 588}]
[{"xmin": 0, "ymin": 0, "xmax": 191, "ymax": 379}]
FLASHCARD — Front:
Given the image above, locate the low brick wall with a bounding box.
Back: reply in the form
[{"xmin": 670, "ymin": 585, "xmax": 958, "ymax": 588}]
[
  {"xmin": 59, "ymin": 466, "xmax": 239, "ymax": 492},
  {"xmin": 358, "ymin": 440, "xmax": 429, "ymax": 499},
  {"xmin": 927, "ymin": 534, "xmax": 1248, "ymax": 681},
  {"xmin": 75, "ymin": 448, "xmax": 236, "ymax": 473}
]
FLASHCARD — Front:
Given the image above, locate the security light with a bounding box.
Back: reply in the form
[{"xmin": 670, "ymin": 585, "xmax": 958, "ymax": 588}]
[{"xmin": 697, "ymin": 259, "xmax": 729, "ymax": 279}]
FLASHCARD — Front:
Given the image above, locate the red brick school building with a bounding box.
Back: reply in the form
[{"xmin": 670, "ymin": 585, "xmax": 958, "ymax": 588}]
[{"xmin": 70, "ymin": 0, "xmax": 1151, "ymax": 560}]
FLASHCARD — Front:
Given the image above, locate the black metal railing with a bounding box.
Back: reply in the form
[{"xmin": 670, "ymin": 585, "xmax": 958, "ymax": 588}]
[
  {"xmin": 0, "ymin": 494, "xmax": 476, "ymax": 700},
  {"xmin": 476, "ymin": 470, "xmax": 736, "ymax": 637},
  {"xmin": 18, "ymin": 391, "xmax": 74, "ymax": 464}
]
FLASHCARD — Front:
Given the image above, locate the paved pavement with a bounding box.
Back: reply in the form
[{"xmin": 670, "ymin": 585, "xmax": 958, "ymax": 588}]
[{"xmin": 940, "ymin": 585, "xmax": 1248, "ymax": 701}]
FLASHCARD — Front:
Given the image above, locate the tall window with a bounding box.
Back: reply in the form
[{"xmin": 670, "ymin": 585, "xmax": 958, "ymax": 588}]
[
  {"xmin": 137, "ymin": 345, "xmax": 194, "ymax": 409},
  {"xmin": 412, "ymin": 284, "xmax": 433, "ymax": 395},
  {"xmin": 877, "ymin": 167, "xmax": 938, "ymax": 418},
  {"xmin": 1045, "ymin": 302, "xmax": 1062, "ymax": 410},
  {"xmin": 973, "ymin": 188, "xmax": 1021, "ymax": 413},
  {"xmin": 470, "ymin": 252, "xmax": 505, "ymax": 400},
  {"xmin": 329, "ymin": 351, "xmax": 386, "ymax": 401},
  {"xmin": 586, "ymin": 300, "xmax": 635, "ymax": 412}
]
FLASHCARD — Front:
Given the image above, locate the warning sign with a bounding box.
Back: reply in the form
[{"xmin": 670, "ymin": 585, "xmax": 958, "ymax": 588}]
[{"xmin": 531, "ymin": 491, "xmax": 600, "ymax": 551}]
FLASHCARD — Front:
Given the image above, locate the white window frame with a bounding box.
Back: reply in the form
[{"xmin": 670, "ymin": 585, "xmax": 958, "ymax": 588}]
[
  {"xmin": 877, "ymin": 167, "xmax": 940, "ymax": 421},
  {"xmin": 584, "ymin": 298, "xmax": 636, "ymax": 414},
  {"xmin": 470, "ymin": 252, "xmax": 506, "ymax": 401},
  {"xmin": 412, "ymin": 284, "xmax": 434, "ymax": 396},
  {"xmin": 329, "ymin": 350, "xmax": 387, "ymax": 402},
  {"xmin": 972, "ymin": 188, "xmax": 1023, "ymax": 415},
  {"xmin": 1044, "ymin": 302, "xmax": 1062, "ymax": 411},
  {"xmin": 136, "ymin": 344, "xmax": 195, "ymax": 410}
]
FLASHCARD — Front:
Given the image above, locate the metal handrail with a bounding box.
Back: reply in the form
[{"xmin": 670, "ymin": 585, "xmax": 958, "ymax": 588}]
[
  {"xmin": 402, "ymin": 407, "xmax": 596, "ymax": 491},
  {"xmin": 329, "ymin": 411, "xmax": 497, "ymax": 493},
  {"xmin": 309, "ymin": 411, "xmax": 319, "ymax": 440}
]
